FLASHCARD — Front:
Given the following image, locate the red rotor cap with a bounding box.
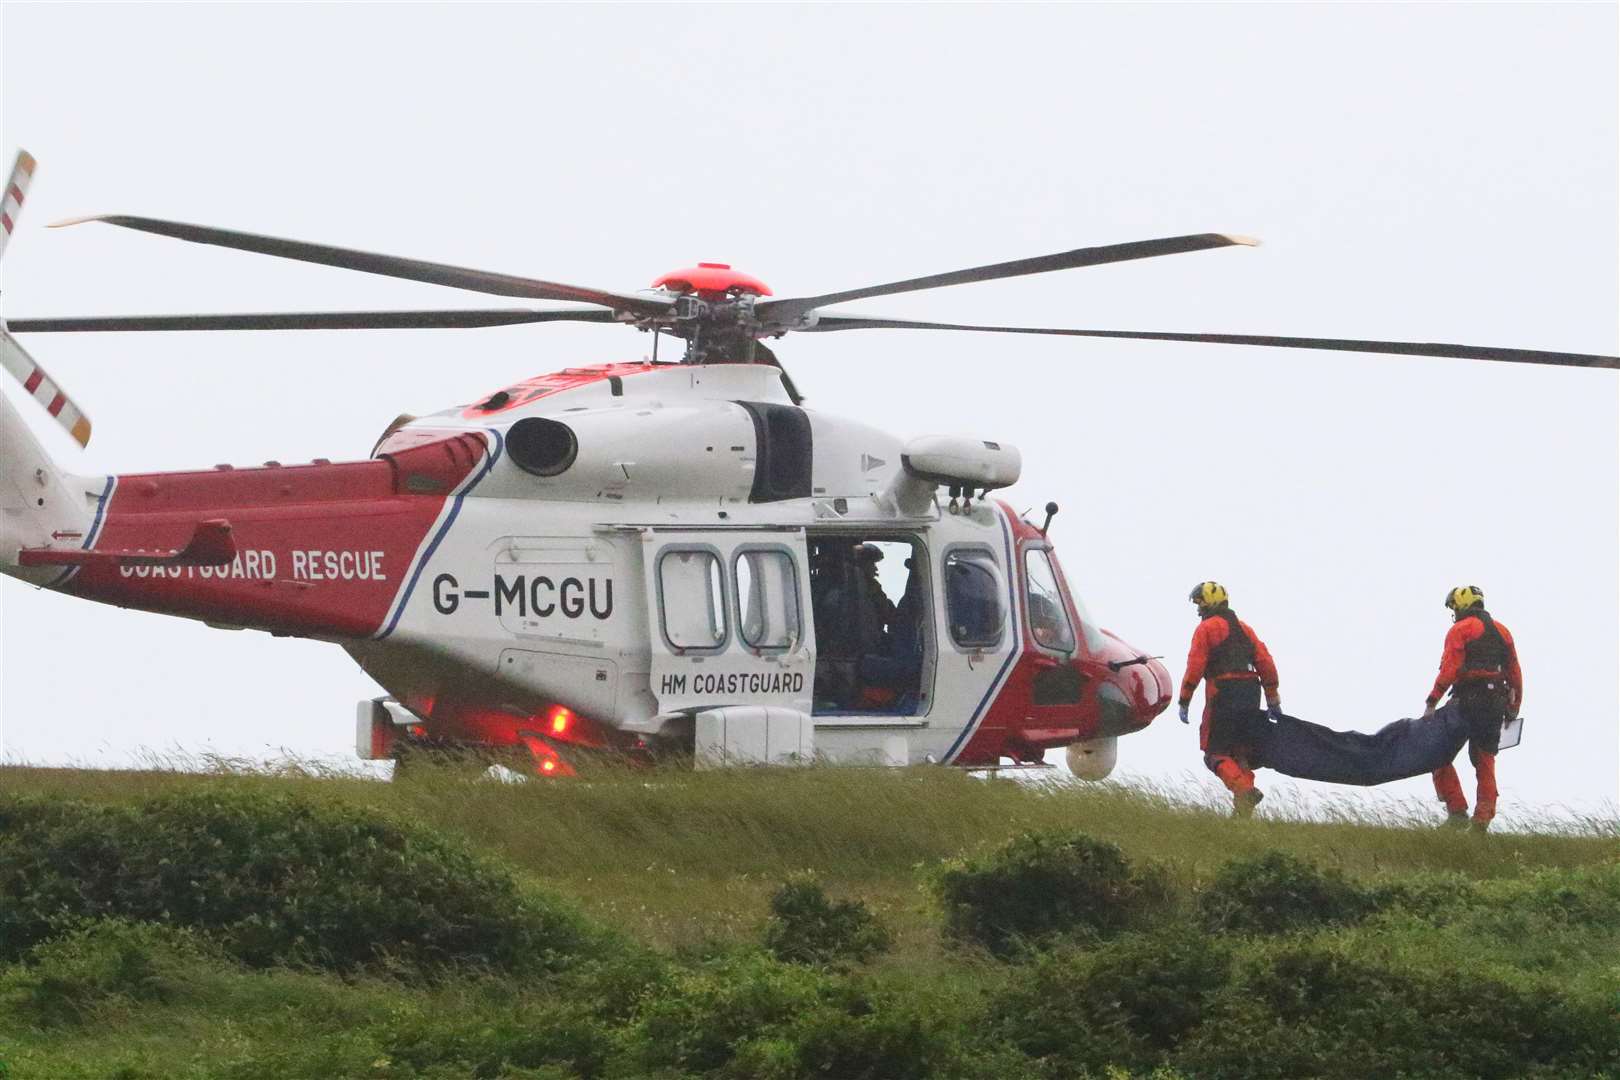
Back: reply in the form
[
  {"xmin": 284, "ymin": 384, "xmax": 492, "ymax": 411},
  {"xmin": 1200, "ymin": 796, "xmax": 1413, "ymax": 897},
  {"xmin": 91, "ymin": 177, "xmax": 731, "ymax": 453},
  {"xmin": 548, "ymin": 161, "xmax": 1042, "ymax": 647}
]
[{"xmin": 652, "ymin": 262, "xmax": 772, "ymax": 297}]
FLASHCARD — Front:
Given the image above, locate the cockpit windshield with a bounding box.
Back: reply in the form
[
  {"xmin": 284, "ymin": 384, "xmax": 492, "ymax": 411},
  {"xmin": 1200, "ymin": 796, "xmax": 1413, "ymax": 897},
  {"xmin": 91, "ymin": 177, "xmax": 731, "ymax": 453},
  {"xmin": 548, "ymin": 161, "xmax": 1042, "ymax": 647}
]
[{"xmin": 1030, "ymin": 547, "xmax": 1106, "ymax": 654}]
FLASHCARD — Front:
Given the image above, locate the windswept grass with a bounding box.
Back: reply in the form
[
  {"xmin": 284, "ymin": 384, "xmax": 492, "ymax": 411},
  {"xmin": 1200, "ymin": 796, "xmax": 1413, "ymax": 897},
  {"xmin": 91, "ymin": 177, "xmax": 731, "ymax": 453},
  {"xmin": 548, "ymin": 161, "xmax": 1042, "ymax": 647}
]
[{"xmin": 3, "ymin": 758, "xmax": 1611, "ymax": 952}]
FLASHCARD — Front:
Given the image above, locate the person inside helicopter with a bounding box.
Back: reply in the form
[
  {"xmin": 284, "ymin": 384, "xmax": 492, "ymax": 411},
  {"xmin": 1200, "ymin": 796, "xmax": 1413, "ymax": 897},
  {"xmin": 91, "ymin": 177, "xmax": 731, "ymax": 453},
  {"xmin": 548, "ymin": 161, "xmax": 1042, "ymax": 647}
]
[
  {"xmin": 809, "ymin": 542, "xmax": 861, "ymax": 708},
  {"xmin": 809, "ymin": 538, "xmax": 925, "ymax": 714}
]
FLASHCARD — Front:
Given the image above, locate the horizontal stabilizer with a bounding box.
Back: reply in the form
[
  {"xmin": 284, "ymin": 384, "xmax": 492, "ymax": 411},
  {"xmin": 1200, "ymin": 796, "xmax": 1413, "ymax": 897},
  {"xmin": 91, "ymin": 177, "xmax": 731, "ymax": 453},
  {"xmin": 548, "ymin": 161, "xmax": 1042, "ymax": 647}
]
[{"xmin": 18, "ymin": 518, "xmax": 236, "ymax": 568}]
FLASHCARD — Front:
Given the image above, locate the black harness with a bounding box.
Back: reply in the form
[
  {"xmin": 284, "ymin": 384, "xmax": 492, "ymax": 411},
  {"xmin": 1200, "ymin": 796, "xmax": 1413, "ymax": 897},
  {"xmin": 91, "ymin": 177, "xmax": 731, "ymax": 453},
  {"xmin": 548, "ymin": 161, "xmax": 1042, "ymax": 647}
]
[
  {"xmin": 1206, "ymin": 609, "xmax": 1258, "ymax": 680},
  {"xmin": 1460, "ymin": 609, "xmax": 1508, "ymax": 675},
  {"xmin": 1455, "ymin": 608, "xmax": 1510, "ymax": 753}
]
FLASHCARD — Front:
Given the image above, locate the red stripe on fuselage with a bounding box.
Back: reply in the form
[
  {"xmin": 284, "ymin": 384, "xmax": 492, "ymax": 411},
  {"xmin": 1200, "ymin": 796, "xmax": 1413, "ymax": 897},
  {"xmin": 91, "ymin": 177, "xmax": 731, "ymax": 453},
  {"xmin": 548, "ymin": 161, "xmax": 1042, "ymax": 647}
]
[
  {"xmin": 459, "ymin": 362, "xmax": 671, "ymax": 420},
  {"xmin": 60, "ymin": 433, "xmax": 488, "ymax": 639}
]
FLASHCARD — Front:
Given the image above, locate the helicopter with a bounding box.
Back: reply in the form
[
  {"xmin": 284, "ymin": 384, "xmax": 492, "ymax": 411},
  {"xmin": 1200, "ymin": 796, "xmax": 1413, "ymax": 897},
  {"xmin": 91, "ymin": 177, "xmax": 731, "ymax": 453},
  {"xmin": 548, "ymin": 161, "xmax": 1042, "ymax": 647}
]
[{"xmin": 2, "ymin": 149, "xmax": 1615, "ymax": 778}]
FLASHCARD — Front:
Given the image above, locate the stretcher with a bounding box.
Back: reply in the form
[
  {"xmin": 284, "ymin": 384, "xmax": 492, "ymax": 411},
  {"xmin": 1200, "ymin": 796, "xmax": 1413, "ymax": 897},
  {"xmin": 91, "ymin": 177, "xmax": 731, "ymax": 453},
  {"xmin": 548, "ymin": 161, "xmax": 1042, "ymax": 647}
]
[{"xmin": 1255, "ymin": 701, "xmax": 1521, "ymax": 786}]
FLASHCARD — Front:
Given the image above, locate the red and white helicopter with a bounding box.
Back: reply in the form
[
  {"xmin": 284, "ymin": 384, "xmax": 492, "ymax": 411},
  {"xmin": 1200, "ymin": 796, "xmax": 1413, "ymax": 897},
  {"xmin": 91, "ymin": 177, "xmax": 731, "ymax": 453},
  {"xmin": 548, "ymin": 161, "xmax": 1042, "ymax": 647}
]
[{"xmin": 2, "ymin": 150, "xmax": 1614, "ymax": 777}]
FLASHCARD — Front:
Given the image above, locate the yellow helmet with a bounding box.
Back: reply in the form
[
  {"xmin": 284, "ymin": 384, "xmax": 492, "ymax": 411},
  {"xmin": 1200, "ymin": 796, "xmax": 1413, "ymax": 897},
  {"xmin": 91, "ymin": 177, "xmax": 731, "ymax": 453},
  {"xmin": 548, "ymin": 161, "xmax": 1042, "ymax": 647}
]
[
  {"xmin": 1188, "ymin": 581, "xmax": 1229, "ymax": 609},
  {"xmin": 1444, "ymin": 585, "xmax": 1484, "ymax": 613}
]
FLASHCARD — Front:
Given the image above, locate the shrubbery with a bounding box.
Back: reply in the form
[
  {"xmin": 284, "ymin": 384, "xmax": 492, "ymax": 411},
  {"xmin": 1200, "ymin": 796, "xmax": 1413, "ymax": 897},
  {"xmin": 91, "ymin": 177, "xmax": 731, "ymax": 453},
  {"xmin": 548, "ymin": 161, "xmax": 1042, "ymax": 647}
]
[
  {"xmin": 626, "ymin": 951, "xmax": 834, "ymax": 1075},
  {"xmin": 933, "ymin": 830, "xmax": 1170, "ymax": 955},
  {"xmin": 382, "ymin": 996, "xmax": 616, "ymax": 1080},
  {"xmin": 984, "ymin": 928, "xmax": 1233, "ymax": 1074},
  {"xmin": 0, "ymin": 919, "xmax": 218, "ymax": 1027},
  {"xmin": 1179, "ymin": 941, "xmax": 1620, "ymax": 1079},
  {"xmin": 1365, "ymin": 870, "xmax": 1481, "ymax": 923},
  {"xmin": 981, "ymin": 925, "xmax": 1619, "ymax": 1080},
  {"xmin": 1198, "ymin": 849, "xmax": 1376, "ymax": 934},
  {"xmin": 626, "ymin": 952, "xmax": 973, "ymax": 1080},
  {"xmin": 0, "ymin": 789, "xmax": 599, "ymax": 976},
  {"xmin": 761, "ymin": 875, "xmax": 891, "ymax": 967},
  {"xmin": 2, "ymin": 784, "xmax": 1616, "ymax": 1080}
]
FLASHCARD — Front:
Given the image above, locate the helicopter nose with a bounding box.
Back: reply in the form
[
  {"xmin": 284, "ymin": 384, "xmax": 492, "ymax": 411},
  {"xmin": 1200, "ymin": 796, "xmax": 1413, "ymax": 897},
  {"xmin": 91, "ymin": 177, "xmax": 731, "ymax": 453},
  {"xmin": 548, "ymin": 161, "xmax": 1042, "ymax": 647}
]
[{"xmin": 1091, "ymin": 634, "xmax": 1173, "ymax": 735}]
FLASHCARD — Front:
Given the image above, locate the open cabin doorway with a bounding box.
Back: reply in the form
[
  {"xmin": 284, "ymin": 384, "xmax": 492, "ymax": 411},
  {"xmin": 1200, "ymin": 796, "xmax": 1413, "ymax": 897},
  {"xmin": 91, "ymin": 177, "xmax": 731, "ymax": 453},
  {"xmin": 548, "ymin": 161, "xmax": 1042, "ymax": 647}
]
[{"xmin": 805, "ymin": 533, "xmax": 931, "ymax": 716}]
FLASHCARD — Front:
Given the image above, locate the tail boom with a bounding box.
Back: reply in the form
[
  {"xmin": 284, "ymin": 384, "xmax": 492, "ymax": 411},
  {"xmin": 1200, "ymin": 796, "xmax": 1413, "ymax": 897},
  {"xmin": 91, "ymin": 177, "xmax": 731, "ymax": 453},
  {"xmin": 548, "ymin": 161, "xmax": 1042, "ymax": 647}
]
[{"xmin": 22, "ymin": 431, "xmax": 493, "ymax": 639}]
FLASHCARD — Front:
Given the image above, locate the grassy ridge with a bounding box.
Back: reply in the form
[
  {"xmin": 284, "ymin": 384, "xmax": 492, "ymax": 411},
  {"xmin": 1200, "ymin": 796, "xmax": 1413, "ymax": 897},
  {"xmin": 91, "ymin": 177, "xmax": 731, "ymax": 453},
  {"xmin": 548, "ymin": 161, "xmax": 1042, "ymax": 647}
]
[
  {"xmin": 5, "ymin": 762, "xmax": 1610, "ymax": 950},
  {"xmin": 1, "ymin": 763, "xmax": 1616, "ymax": 1079}
]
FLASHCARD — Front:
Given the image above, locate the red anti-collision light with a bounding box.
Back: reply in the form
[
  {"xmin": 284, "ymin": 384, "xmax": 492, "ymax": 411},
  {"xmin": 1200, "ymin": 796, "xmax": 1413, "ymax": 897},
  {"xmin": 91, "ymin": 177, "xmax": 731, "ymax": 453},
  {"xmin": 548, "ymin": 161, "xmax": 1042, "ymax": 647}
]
[
  {"xmin": 652, "ymin": 263, "xmax": 772, "ymax": 297},
  {"xmin": 549, "ymin": 706, "xmax": 572, "ymax": 736}
]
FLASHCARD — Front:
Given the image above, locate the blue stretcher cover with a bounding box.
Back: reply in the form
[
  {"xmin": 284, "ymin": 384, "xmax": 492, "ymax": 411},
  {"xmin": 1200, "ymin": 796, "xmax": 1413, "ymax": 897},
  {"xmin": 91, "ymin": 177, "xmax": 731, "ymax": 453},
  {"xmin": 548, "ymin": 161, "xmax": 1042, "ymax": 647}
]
[{"xmin": 1258, "ymin": 701, "xmax": 1474, "ymax": 786}]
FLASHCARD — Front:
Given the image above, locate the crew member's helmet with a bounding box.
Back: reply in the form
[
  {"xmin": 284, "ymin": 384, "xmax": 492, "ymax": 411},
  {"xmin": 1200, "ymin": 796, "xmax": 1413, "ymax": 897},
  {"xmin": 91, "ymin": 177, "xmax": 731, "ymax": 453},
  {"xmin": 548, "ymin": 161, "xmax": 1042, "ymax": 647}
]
[
  {"xmin": 856, "ymin": 543, "xmax": 884, "ymax": 565},
  {"xmin": 1188, "ymin": 581, "xmax": 1229, "ymax": 610},
  {"xmin": 1445, "ymin": 585, "xmax": 1485, "ymax": 613}
]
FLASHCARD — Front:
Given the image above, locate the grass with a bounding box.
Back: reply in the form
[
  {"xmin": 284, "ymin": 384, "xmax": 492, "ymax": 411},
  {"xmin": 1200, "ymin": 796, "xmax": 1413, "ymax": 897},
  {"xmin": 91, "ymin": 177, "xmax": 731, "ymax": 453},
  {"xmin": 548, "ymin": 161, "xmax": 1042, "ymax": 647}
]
[
  {"xmin": 5, "ymin": 759, "xmax": 1609, "ymax": 950},
  {"xmin": 1, "ymin": 759, "xmax": 1616, "ymax": 1079}
]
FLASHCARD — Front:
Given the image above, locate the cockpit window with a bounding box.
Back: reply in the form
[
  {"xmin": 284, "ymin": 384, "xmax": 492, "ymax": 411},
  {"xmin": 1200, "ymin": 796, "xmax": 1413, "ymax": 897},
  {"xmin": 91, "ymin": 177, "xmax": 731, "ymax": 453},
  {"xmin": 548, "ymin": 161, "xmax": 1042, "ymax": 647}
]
[
  {"xmin": 944, "ymin": 548, "xmax": 1005, "ymax": 649},
  {"xmin": 1024, "ymin": 548, "xmax": 1077, "ymax": 653}
]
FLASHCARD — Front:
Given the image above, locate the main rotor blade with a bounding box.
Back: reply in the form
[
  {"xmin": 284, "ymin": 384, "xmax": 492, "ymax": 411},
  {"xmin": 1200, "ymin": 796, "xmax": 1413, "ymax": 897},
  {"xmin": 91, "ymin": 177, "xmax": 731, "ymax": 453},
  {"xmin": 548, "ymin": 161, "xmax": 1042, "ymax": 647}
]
[
  {"xmin": 803, "ymin": 314, "xmax": 1620, "ymax": 370},
  {"xmin": 756, "ymin": 234, "xmax": 1257, "ymax": 325},
  {"xmin": 6, "ymin": 307, "xmax": 619, "ymax": 332},
  {"xmin": 50, "ymin": 215, "xmax": 674, "ymax": 318}
]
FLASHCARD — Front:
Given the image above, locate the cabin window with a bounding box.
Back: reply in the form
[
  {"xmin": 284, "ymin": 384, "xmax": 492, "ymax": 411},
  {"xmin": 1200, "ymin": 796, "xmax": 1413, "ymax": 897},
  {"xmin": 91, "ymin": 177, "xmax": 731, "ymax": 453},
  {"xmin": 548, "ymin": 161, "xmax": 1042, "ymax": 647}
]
[
  {"xmin": 944, "ymin": 548, "xmax": 1005, "ymax": 650},
  {"xmin": 658, "ymin": 548, "xmax": 727, "ymax": 652},
  {"xmin": 1024, "ymin": 548, "xmax": 1077, "ymax": 653},
  {"xmin": 735, "ymin": 548, "xmax": 801, "ymax": 651}
]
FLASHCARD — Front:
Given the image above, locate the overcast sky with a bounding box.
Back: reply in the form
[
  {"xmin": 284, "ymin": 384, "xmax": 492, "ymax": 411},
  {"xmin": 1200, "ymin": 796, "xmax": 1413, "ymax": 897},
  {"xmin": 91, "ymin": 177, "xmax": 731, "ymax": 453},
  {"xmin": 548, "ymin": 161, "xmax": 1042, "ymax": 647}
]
[{"xmin": 2, "ymin": 4, "xmax": 1615, "ymax": 823}]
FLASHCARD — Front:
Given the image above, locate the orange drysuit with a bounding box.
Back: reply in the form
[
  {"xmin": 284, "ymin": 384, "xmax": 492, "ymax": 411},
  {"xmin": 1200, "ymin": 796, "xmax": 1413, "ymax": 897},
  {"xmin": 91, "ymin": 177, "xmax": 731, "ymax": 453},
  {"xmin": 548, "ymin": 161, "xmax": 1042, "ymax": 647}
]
[
  {"xmin": 1427, "ymin": 611, "xmax": 1522, "ymax": 825},
  {"xmin": 1180, "ymin": 611, "xmax": 1280, "ymax": 796}
]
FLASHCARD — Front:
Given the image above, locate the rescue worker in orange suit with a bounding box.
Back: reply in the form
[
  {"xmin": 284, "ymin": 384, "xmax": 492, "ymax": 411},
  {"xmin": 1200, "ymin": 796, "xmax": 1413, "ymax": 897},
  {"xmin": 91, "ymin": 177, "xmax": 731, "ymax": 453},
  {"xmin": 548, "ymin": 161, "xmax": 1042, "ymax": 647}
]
[
  {"xmin": 1423, "ymin": 586, "xmax": 1522, "ymax": 833},
  {"xmin": 1179, "ymin": 582, "xmax": 1282, "ymax": 817}
]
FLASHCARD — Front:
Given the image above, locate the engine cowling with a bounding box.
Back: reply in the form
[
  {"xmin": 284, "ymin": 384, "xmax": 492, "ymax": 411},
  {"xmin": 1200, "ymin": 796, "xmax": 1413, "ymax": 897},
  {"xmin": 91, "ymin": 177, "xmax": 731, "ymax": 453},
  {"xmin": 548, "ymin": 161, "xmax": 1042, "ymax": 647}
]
[{"xmin": 1065, "ymin": 736, "xmax": 1118, "ymax": 781}]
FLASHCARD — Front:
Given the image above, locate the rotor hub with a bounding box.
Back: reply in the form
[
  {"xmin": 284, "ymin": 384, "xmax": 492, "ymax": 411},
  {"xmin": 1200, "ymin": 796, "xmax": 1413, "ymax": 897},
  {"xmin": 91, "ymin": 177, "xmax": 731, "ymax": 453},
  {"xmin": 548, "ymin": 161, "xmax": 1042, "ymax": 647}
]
[{"xmin": 651, "ymin": 263, "xmax": 772, "ymax": 299}]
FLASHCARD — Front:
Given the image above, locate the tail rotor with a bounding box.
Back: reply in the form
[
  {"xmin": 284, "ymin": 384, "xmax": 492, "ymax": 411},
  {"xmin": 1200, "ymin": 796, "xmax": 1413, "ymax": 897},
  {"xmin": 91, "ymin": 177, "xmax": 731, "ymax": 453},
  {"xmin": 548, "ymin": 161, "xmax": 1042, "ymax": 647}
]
[{"xmin": 0, "ymin": 150, "xmax": 93, "ymax": 447}]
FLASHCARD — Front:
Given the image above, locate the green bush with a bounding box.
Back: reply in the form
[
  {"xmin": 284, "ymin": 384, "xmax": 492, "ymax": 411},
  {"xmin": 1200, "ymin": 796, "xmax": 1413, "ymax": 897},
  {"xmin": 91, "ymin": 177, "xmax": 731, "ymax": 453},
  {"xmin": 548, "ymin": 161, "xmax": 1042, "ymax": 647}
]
[
  {"xmin": 382, "ymin": 997, "xmax": 616, "ymax": 1080},
  {"xmin": 0, "ymin": 920, "xmax": 217, "ymax": 1027},
  {"xmin": 626, "ymin": 952, "xmax": 982, "ymax": 1080},
  {"xmin": 626, "ymin": 951, "xmax": 835, "ymax": 1075},
  {"xmin": 1366, "ymin": 871, "xmax": 1482, "ymax": 924},
  {"xmin": 551, "ymin": 945, "xmax": 672, "ymax": 1023},
  {"xmin": 1179, "ymin": 941, "xmax": 1620, "ymax": 1079},
  {"xmin": 984, "ymin": 928, "xmax": 1233, "ymax": 1074},
  {"xmin": 933, "ymin": 830, "xmax": 1169, "ymax": 956},
  {"xmin": 1198, "ymin": 850, "xmax": 1375, "ymax": 935},
  {"xmin": 742, "ymin": 989, "xmax": 967, "ymax": 1080},
  {"xmin": 0, "ymin": 789, "xmax": 599, "ymax": 976},
  {"xmin": 1479, "ymin": 863, "xmax": 1620, "ymax": 931},
  {"xmin": 761, "ymin": 875, "xmax": 892, "ymax": 967}
]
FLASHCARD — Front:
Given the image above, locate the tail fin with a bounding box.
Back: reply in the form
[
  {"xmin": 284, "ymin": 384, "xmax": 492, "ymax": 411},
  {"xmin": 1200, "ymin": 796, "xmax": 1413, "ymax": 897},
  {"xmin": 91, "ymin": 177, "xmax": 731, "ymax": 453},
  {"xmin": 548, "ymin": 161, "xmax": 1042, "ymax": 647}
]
[
  {"xmin": 0, "ymin": 371, "xmax": 105, "ymax": 585},
  {"xmin": 0, "ymin": 149, "xmax": 107, "ymax": 582}
]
